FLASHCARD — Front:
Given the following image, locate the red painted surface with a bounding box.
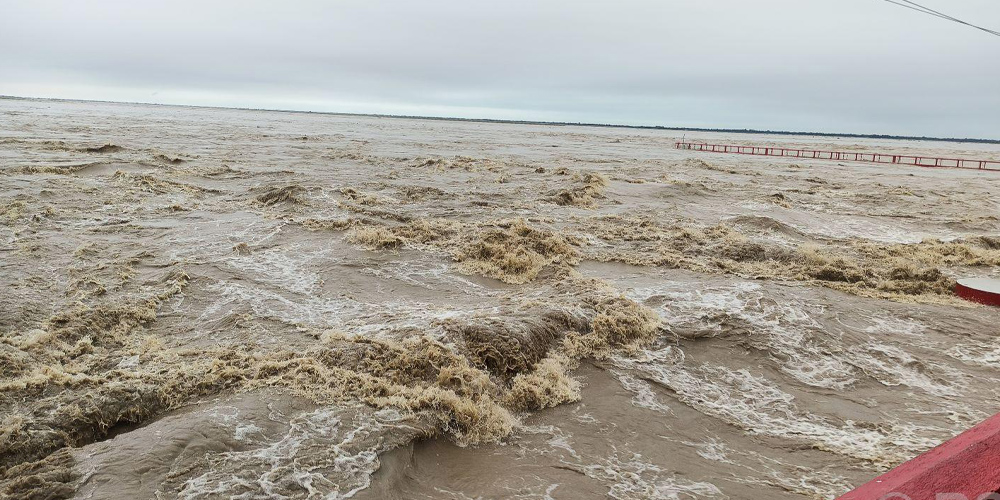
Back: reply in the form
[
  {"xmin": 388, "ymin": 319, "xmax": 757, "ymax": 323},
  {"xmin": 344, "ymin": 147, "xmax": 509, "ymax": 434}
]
[
  {"xmin": 836, "ymin": 412, "xmax": 1000, "ymax": 500},
  {"xmin": 674, "ymin": 142, "xmax": 1000, "ymax": 171},
  {"xmin": 956, "ymin": 282, "xmax": 1000, "ymax": 307}
]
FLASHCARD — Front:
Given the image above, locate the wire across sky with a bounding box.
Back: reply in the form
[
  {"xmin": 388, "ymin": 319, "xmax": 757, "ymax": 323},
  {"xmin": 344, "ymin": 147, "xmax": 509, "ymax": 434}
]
[{"xmin": 882, "ymin": 0, "xmax": 1000, "ymax": 37}]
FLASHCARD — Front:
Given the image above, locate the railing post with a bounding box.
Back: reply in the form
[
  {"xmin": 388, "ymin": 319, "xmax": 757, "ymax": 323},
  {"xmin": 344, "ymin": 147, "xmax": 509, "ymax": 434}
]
[{"xmin": 676, "ymin": 142, "xmax": 996, "ymax": 172}]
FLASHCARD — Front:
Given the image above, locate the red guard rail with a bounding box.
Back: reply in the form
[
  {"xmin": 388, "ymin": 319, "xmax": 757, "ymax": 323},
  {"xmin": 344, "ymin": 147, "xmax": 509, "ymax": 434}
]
[
  {"xmin": 676, "ymin": 142, "xmax": 1000, "ymax": 171},
  {"xmin": 836, "ymin": 411, "xmax": 1000, "ymax": 500}
]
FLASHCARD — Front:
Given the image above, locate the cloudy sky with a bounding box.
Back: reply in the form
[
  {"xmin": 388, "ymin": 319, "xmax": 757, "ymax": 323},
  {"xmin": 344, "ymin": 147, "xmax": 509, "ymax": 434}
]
[{"xmin": 2, "ymin": 0, "xmax": 998, "ymax": 137}]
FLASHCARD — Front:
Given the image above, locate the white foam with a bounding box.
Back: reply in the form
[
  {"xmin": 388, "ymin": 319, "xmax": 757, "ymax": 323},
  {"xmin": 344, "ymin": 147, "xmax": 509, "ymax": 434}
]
[
  {"xmin": 947, "ymin": 341, "xmax": 1000, "ymax": 368},
  {"xmin": 628, "ymin": 281, "xmax": 965, "ymax": 397},
  {"xmin": 225, "ymin": 244, "xmax": 333, "ymax": 295},
  {"xmin": 610, "ymin": 348, "xmax": 944, "ymax": 464},
  {"xmin": 863, "ymin": 316, "xmax": 927, "ymax": 337},
  {"xmin": 235, "ymin": 423, "xmax": 265, "ymax": 443},
  {"xmin": 201, "ymin": 280, "xmax": 366, "ymax": 329},
  {"xmin": 846, "ymin": 343, "xmax": 964, "ymax": 397},
  {"xmin": 570, "ymin": 451, "xmax": 723, "ymax": 500},
  {"xmin": 521, "ymin": 424, "xmax": 581, "ymax": 461},
  {"xmin": 629, "ymin": 282, "xmax": 857, "ymax": 390},
  {"xmin": 359, "ymin": 260, "xmax": 487, "ymax": 293},
  {"xmin": 732, "ymin": 452, "xmax": 854, "ymax": 499},
  {"xmin": 612, "ymin": 371, "xmax": 672, "ymax": 414},
  {"xmin": 680, "ymin": 437, "xmax": 732, "ymax": 464},
  {"xmin": 177, "ymin": 407, "xmax": 393, "ymax": 500}
]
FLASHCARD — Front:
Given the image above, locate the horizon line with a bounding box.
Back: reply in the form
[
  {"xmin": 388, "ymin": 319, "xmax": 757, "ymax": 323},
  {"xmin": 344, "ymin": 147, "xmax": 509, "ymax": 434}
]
[{"xmin": 3, "ymin": 94, "xmax": 998, "ymax": 145}]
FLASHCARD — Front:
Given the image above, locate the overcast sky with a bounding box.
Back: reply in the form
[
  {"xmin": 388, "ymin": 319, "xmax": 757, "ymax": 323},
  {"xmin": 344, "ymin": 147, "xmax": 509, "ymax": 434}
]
[{"xmin": 1, "ymin": 0, "xmax": 998, "ymax": 137}]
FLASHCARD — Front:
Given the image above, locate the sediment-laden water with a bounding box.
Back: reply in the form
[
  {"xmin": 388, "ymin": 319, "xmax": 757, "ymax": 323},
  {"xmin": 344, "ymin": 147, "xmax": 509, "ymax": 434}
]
[{"xmin": 2, "ymin": 98, "xmax": 1000, "ymax": 499}]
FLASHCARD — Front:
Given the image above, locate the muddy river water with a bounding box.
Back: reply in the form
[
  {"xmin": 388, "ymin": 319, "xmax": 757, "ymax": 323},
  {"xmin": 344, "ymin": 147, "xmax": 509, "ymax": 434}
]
[{"xmin": 2, "ymin": 98, "xmax": 1000, "ymax": 499}]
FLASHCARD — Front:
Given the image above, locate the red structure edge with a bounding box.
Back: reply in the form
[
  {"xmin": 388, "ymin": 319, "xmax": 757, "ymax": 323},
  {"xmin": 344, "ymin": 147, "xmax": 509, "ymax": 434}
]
[
  {"xmin": 955, "ymin": 282, "xmax": 1000, "ymax": 307},
  {"xmin": 836, "ymin": 412, "xmax": 1000, "ymax": 500}
]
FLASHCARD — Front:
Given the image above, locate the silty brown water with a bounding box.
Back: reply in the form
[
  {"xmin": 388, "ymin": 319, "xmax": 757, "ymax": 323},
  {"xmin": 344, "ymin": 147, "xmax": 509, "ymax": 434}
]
[{"xmin": 2, "ymin": 98, "xmax": 1000, "ymax": 499}]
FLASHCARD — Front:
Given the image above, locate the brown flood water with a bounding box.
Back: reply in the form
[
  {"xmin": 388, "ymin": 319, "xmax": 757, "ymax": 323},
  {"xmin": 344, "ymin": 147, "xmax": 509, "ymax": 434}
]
[{"xmin": 2, "ymin": 98, "xmax": 1000, "ymax": 499}]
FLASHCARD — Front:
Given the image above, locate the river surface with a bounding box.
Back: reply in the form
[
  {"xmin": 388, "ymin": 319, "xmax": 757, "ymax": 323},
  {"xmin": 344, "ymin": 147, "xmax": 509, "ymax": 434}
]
[{"xmin": 2, "ymin": 98, "xmax": 1000, "ymax": 499}]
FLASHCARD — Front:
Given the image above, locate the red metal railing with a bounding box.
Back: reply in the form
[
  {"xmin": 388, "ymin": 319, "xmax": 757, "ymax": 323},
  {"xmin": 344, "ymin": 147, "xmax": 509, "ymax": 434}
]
[
  {"xmin": 837, "ymin": 411, "xmax": 1000, "ymax": 500},
  {"xmin": 676, "ymin": 141, "xmax": 1000, "ymax": 171}
]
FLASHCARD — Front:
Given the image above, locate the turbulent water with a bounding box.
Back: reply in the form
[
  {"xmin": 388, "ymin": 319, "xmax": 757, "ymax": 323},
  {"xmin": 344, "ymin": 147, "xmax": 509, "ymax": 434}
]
[{"xmin": 2, "ymin": 98, "xmax": 1000, "ymax": 500}]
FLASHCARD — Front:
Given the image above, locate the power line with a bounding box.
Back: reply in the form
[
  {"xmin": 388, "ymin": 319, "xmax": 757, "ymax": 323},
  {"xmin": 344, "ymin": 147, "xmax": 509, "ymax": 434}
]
[
  {"xmin": 883, "ymin": 0, "xmax": 950, "ymax": 20},
  {"xmin": 901, "ymin": 0, "xmax": 982, "ymax": 25},
  {"xmin": 899, "ymin": 0, "xmax": 1000, "ymax": 36},
  {"xmin": 881, "ymin": 0, "xmax": 1000, "ymax": 37}
]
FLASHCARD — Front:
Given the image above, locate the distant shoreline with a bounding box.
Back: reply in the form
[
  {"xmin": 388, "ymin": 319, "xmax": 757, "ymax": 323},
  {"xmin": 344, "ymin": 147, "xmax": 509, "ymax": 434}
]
[{"xmin": 3, "ymin": 94, "xmax": 997, "ymax": 145}]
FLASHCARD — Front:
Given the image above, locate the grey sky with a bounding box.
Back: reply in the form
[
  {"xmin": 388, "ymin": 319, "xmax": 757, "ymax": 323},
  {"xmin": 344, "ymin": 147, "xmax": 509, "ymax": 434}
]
[{"xmin": 2, "ymin": 0, "xmax": 998, "ymax": 137}]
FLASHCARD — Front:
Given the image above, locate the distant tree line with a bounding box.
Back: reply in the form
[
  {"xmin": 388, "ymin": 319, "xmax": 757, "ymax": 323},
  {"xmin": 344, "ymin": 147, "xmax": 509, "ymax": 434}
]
[
  {"xmin": 3, "ymin": 95, "xmax": 996, "ymax": 145},
  {"xmin": 375, "ymin": 115, "xmax": 1000, "ymax": 145}
]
